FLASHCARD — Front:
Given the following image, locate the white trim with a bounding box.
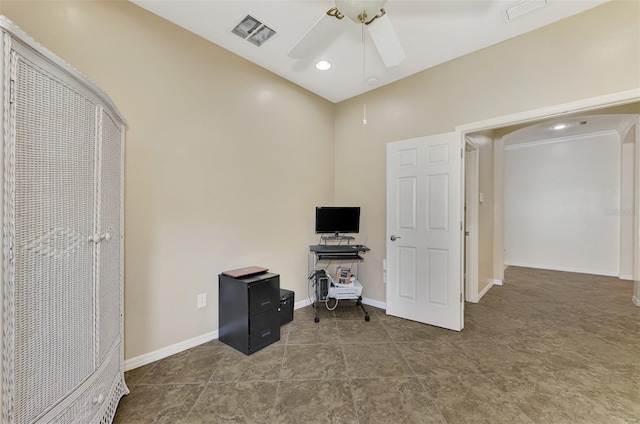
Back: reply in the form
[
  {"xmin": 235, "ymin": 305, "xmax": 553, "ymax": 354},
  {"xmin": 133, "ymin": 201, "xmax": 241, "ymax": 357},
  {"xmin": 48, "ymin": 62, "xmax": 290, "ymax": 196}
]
[
  {"xmin": 464, "ymin": 140, "xmax": 480, "ymax": 304},
  {"xmin": 491, "ymin": 279, "xmax": 504, "ymax": 286},
  {"xmin": 619, "ymin": 274, "xmax": 635, "ymax": 281},
  {"xmin": 124, "ymin": 330, "xmax": 218, "ymax": 371},
  {"xmin": 361, "ymin": 297, "xmax": 386, "ymax": 309},
  {"xmin": 503, "ymin": 129, "xmax": 618, "ymax": 150},
  {"xmin": 124, "ymin": 296, "xmax": 379, "ymax": 372},
  {"xmin": 456, "ymin": 89, "xmax": 640, "ymax": 133},
  {"xmin": 635, "ymin": 116, "xmax": 640, "ymax": 310},
  {"xmin": 504, "ymin": 261, "xmax": 617, "ymax": 277},
  {"xmin": 295, "ymin": 297, "xmax": 313, "ymax": 310},
  {"xmin": 477, "ymin": 279, "xmax": 496, "ymax": 301}
]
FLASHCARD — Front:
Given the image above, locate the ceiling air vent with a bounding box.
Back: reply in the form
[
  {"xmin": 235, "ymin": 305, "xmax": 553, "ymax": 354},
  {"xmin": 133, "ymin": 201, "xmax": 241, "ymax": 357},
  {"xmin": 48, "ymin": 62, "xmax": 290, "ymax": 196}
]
[
  {"xmin": 504, "ymin": 0, "xmax": 549, "ymax": 21},
  {"xmin": 232, "ymin": 15, "xmax": 276, "ymax": 47}
]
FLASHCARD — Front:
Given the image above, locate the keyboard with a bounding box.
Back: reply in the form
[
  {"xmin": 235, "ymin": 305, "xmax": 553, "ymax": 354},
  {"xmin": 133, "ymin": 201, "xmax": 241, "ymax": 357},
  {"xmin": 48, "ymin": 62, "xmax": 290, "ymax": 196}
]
[
  {"xmin": 317, "ymin": 254, "xmax": 363, "ymax": 261},
  {"xmin": 309, "ymin": 244, "xmax": 369, "ymax": 254}
]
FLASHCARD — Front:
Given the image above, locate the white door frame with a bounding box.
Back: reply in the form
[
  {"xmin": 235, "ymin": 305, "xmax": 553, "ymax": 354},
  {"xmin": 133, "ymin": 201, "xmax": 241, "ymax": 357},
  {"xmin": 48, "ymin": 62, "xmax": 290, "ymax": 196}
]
[
  {"xmin": 464, "ymin": 139, "xmax": 479, "ymax": 302},
  {"xmin": 456, "ymin": 88, "xmax": 640, "ymax": 304},
  {"xmin": 634, "ymin": 116, "xmax": 640, "ymax": 306}
]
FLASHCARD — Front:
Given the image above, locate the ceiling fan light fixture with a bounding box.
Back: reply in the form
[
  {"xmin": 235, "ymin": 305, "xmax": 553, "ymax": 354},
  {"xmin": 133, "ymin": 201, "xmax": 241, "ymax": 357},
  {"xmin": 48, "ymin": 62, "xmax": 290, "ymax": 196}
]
[{"xmin": 335, "ymin": 0, "xmax": 387, "ymax": 23}]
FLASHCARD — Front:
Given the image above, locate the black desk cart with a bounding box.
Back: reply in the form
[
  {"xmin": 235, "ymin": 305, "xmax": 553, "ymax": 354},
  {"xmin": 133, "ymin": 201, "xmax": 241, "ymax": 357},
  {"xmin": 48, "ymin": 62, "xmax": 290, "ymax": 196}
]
[
  {"xmin": 218, "ymin": 272, "xmax": 280, "ymax": 355},
  {"xmin": 309, "ymin": 241, "xmax": 370, "ymax": 323}
]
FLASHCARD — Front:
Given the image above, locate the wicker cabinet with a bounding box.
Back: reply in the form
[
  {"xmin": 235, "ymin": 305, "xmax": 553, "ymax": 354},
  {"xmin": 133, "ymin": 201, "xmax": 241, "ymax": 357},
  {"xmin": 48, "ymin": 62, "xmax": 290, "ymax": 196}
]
[{"xmin": 0, "ymin": 17, "xmax": 128, "ymax": 423}]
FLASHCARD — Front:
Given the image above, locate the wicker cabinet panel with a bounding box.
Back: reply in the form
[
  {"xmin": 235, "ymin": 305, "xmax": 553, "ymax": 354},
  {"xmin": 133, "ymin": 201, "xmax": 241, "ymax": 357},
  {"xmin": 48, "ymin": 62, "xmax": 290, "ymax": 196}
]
[
  {"xmin": 49, "ymin": 346, "xmax": 123, "ymax": 424},
  {"xmin": 97, "ymin": 108, "xmax": 123, "ymax": 365},
  {"xmin": 11, "ymin": 53, "xmax": 97, "ymax": 424},
  {"xmin": 0, "ymin": 17, "xmax": 128, "ymax": 424}
]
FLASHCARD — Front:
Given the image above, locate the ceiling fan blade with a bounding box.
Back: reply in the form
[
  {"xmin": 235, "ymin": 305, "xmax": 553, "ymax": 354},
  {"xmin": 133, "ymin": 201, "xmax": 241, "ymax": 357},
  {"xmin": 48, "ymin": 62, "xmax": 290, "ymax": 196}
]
[
  {"xmin": 288, "ymin": 13, "xmax": 341, "ymax": 59},
  {"xmin": 366, "ymin": 14, "xmax": 406, "ymax": 68}
]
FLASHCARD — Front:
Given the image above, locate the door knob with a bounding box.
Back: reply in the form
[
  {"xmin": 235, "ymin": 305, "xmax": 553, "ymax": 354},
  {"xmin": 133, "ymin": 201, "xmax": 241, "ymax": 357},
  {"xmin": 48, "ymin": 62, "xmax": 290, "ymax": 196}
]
[{"xmin": 390, "ymin": 235, "xmax": 401, "ymax": 241}]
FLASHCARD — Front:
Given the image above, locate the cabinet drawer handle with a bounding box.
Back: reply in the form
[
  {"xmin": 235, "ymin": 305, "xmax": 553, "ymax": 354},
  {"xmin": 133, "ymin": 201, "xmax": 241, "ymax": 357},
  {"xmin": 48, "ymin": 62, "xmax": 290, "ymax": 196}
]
[
  {"xmin": 260, "ymin": 299, "xmax": 271, "ymax": 306},
  {"xmin": 261, "ymin": 329, "xmax": 271, "ymax": 338}
]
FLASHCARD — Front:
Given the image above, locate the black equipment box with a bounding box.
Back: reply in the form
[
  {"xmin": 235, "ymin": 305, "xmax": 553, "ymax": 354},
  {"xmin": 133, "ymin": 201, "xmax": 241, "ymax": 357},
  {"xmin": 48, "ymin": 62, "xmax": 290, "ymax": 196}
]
[{"xmin": 279, "ymin": 288, "xmax": 294, "ymax": 325}]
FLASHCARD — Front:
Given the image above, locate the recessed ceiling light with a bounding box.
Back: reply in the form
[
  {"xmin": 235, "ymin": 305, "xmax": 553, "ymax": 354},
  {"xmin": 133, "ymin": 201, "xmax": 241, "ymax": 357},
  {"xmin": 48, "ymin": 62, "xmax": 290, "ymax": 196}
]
[
  {"xmin": 315, "ymin": 60, "xmax": 332, "ymax": 71},
  {"xmin": 551, "ymin": 124, "xmax": 568, "ymax": 130}
]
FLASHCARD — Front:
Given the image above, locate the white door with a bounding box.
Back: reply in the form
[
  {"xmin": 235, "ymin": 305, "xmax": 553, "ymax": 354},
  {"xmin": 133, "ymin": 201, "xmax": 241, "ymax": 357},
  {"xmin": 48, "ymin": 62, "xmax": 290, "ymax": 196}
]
[{"xmin": 386, "ymin": 132, "xmax": 464, "ymax": 331}]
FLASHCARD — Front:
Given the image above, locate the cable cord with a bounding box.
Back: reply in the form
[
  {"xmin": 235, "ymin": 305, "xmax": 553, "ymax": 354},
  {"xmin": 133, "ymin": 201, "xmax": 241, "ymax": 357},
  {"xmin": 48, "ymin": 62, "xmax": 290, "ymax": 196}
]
[{"xmin": 325, "ymin": 295, "xmax": 339, "ymax": 311}]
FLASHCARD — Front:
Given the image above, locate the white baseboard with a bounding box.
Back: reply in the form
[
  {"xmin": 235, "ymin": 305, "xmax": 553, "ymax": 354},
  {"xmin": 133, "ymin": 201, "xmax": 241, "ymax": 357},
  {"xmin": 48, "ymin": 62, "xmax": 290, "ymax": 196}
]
[
  {"xmin": 492, "ymin": 279, "xmax": 504, "ymax": 286},
  {"xmin": 361, "ymin": 297, "xmax": 386, "ymax": 310},
  {"xmin": 124, "ymin": 297, "xmax": 363, "ymax": 371},
  {"xmin": 124, "ymin": 296, "xmax": 387, "ymax": 372},
  {"xmin": 295, "ymin": 297, "xmax": 313, "ymax": 309},
  {"xmin": 619, "ymin": 274, "xmax": 634, "ymax": 281},
  {"xmin": 477, "ymin": 279, "xmax": 496, "ymax": 301},
  {"xmin": 124, "ymin": 330, "xmax": 218, "ymax": 371},
  {"xmin": 633, "ymin": 296, "xmax": 640, "ymax": 307},
  {"xmin": 504, "ymin": 261, "xmax": 617, "ymax": 277}
]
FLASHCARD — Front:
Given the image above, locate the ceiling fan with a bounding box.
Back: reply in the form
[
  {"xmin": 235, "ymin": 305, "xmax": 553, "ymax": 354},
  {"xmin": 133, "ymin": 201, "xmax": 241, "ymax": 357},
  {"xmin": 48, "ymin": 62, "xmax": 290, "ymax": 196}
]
[{"xmin": 288, "ymin": 0, "xmax": 406, "ymax": 68}]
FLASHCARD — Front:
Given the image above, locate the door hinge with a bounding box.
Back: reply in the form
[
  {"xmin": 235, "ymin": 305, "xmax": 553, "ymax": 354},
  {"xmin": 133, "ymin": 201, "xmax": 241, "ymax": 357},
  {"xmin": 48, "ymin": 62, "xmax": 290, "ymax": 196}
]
[
  {"xmin": 461, "ymin": 148, "xmax": 463, "ymax": 159},
  {"xmin": 460, "ymin": 221, "xmax": 463, "ymax": 231},
  {"xmin": 9, "ymin": 79, "xmax": 15, "ymax": 104}
]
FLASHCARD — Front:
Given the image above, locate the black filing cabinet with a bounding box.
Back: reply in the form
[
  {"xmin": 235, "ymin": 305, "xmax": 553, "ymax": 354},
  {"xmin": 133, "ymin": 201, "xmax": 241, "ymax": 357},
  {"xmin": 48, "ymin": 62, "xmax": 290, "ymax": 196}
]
[{"xmin": 219, "ymin": 272, "xmax": 280, "ymax": 355}]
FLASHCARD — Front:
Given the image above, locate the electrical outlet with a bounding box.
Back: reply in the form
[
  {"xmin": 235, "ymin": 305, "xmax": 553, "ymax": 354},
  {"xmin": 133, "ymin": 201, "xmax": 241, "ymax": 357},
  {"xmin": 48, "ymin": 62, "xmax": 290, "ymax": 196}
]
[{"xmin": 197, "ymin": 293, "xmax": 207, "ymax": 309}]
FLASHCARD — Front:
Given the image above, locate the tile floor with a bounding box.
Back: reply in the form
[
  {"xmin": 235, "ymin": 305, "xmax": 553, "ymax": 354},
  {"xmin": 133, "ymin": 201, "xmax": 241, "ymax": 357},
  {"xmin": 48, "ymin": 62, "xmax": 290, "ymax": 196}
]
[{"xmin": 114, "ymin": 267, "xmax": 640, "ymax": 423}]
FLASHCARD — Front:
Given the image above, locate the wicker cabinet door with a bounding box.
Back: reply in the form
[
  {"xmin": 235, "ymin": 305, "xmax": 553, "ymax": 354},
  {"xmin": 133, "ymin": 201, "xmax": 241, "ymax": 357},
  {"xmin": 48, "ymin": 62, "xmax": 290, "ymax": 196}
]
[
  {"xmin": 96, "ymin": 108, "xmax": 123, "ymax": 365},
  {"xmin": 9, "ymin": 54, "xmax": 97, "ymax": 423}
]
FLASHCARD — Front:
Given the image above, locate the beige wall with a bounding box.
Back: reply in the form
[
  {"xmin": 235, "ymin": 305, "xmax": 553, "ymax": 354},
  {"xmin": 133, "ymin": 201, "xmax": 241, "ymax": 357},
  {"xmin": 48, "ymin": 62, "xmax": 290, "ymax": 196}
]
[
  {"xmin": 477, "ymin": 136, "xmax": 495, "ymax": 294},
  {"xmin": 2, "ymin": 0, "xmax": 639, "ymax": 360},
  {"xmin": 334, "ymin": 0, "xmax": 640, "ymax": 302},
  {"xmin": 1, "ymin": 0, "xmax": 335, "ymax": 359}
]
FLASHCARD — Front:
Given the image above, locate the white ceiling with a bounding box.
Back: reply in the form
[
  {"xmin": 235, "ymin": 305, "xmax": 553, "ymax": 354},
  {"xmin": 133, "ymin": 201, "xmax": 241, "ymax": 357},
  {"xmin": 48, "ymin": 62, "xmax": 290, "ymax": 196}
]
[{"xmin": 130, "ymin": 0, "xmax": 608, "ymax": 103}]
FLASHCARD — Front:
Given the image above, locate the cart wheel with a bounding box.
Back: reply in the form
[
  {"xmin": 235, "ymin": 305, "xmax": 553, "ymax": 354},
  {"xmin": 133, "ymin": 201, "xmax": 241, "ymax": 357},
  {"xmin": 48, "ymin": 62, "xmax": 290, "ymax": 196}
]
[
  {"xmin": 365, "ymin": 315, "xmax": 370, "ymax": 322},
  {"xmin": 314, "ymin": 316, "xmax": 320, "ymax": 323}
]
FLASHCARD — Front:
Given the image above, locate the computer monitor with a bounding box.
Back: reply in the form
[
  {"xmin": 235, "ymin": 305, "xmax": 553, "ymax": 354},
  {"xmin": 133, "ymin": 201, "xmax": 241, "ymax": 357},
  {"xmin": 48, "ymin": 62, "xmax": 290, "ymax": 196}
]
[{"xmin": 315, "ymin": 206, "xmax": 360, "ymax": 236}]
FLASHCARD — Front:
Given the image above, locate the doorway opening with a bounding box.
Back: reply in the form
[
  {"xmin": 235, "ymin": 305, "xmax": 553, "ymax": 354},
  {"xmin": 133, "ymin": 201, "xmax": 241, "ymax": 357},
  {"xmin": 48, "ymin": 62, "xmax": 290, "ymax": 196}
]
[{"xmin": 458, "ymin": 90, "xmax": 640, "ymax": 305}]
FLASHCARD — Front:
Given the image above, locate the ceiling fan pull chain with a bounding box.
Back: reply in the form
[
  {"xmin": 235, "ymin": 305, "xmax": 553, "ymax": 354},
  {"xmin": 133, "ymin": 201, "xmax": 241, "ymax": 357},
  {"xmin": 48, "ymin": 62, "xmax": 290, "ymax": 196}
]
[{"xmin": 362, "ymin": 22, "xmax": 367, "ymax": 125}]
